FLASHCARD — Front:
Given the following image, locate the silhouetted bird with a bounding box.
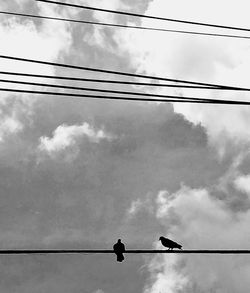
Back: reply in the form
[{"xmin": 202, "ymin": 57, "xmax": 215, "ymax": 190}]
[
  {"xmin": 113, "ymin": 239, "xmax": 126, "ymax": 262},
  {"xmin": 159, "ymin": 236, "xmax": 182, "ymax": 250}
]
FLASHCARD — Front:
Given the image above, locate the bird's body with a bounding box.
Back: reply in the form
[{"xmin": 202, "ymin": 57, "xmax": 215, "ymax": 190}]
[
  {"xmin": 159, "ymin": 236, "xmax": 182, "ymax": 250},
  {"xmin": 113, "ymin": 239, "xmax": 125, "ymax": 262}
]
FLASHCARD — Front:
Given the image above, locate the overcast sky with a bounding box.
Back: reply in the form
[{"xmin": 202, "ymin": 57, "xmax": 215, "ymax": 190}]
[{"xmin": 1, "ymin": 0, "xmax": 250, "ymax": 292}]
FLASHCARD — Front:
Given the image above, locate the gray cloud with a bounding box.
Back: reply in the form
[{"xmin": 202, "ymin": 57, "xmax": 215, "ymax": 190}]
[
  {"xmin": 142, "ymin": 185, "xmax": 250, "ymax": 293},
  {"xmin": 0, "ymin": 0, "xmax": 247, "ymax": 292}
]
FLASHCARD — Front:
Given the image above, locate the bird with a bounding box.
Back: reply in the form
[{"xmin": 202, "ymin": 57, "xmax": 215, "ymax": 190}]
[
  {"xmin": 159, "ymin": 236, "xmax": 182, "ymax": 250},
  {"xmin": 113, "ymin": 239, "xmax": 126, "ymax": 262}
]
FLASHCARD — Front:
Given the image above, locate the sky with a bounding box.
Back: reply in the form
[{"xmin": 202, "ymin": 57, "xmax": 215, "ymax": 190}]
[{"xmin": 1, "ymin": 0, "xmax": 250, "ymax": 292}]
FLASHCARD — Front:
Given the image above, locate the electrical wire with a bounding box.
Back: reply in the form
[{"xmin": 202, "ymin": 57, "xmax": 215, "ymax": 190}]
[
  {"xmin": 0, "ymin": 78, "xmax": 220, "ymax": 102},
  {"xmin": 1, "ymin": 87, "xmax": 250, "ymax": 105},
  {"xmin": 0, "ymin": 11, "xmax": 250, "ymax": 40},
  {"xmin": 0, "ymin": 249, "xmax": 248, "ymax": 254},
  {"xmin": 0, "ymin": 87, "xmax": 209, "ymax": 104},
  {"xmin": 0, "ymin": 55, "xmax": 247, "ymax": 90},
  {"xmin": 37, "ymin": 0, "xmax": 250, "ymax": 33},
  {"xmin": 2, "ymin": 71, "xmax": 250, "ymax": 91},
  {"xmin": 0, "ymin": 71, "xmax": 221, "ymax": 89}
]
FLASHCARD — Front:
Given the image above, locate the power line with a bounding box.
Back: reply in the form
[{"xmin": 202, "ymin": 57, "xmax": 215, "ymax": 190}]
[
  {"xmin": 0, "ymin": 11, "xmax": 249, "ymax": 40},
  {"xmin": 2, "ymin": 71, "xmax": 250, "ymax": 91},
  {"xmin": 0, "ymin": 55, "xmax": 246, "ymax": 90},
  {"xmin": 0, "ymin": 71, "xmax": 220, "ymax": 89},
  {"xmin": 1, "ymin": 87, "xmax": 250, "ymax": 105},
  {"xmin": 0, "ymin": 79, "xmax": 219, "ymax": 102},
  {"xmin": 37, "ymin": 0, "xmax": 250, "ymax": 33},
  {"xmin": 4, "ymin": 78, "xmax": 250, "ymax": 104},
  {"xmin": 0, "ymin": 249, "xmax": 248, "ymax": 254},
  {"xmin": 0, "ymin": 87, "xmax": 209, "ymax": 104}
]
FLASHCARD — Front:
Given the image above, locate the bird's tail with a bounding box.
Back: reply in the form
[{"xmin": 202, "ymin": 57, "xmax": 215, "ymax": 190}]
[{"xmin": 116, "ymin": 253, "xmax": 124, "ymax": 262}]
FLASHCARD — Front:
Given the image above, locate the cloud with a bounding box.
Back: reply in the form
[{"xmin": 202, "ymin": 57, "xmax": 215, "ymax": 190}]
[
  {"xmin": 39, "ymin": 122, "xmax": 111, "ymax": 154},
  {"xmin": 0, "ymin": 1, "xmax": 74, "ymax": 145},
  {"xmin": 0, "ymin": 98, "xmax": 30, "ymax": 142},
  {"xmin": 87, "ymin": 0, "xmax": 130, "ymax": 22},
  {"xmin": 94, "ymin": 289, "xmax": 105, "ymax": 293},
  {"xmin": 234, "ymin": 174, "xmax": 250, "ymax": 196},
  {"xmin": 0, "ymin": 1, "xmax": 245, "ymax": 292},
  {"xmin": 127, "ymin": 195, "xmax": 155, "ymax": 219},
  {"xmin": 0, "ymin": 6, "xmax": 72, "ymax": 75},
  {"xmin": 0, "ymin": 0, "xmax": 29, "ymax": 10},
  {"xmin": 144, "ymin": 248, "xmax": 188, "ymax": 293},
  {"xmin": 114, "ymin": 0, "xmax": 250, "ymax": 155},
  {"xmin": 0, "ymin": 114, "xmax": 23, "ymax": 142},
  {"xmin": 143, "ymin": 185, "xmax": 250, "ymax": 293}
]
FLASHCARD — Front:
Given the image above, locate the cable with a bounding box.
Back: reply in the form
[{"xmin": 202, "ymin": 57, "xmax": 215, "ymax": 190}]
[
  {"xmin": 2, "ymin": 71, "xmax": 250, "ymax": 91},
  {"xmin": 0, "ymin": 11, "xmax": 250, "ymax": 40},
  {"xmin": 0, "ymin": 78, "xmax": 219, "ymax": 102},
  {"xmin": 4, "ymin": 78, "xmax": 250, "ymax": 104},
  {"xmin": 0, "ymin": 249, "xmax": 248, "ymax": 254},
  {"xmin": 1, "ymin": 87, "xmax": 250, "ymax": 105},
  {"xmin": 0, "ymin": 71, "xmax": 221, "ymax": 89},
  {"xmin": 0, "ymin": 55, "xmax": 246, "ymax": 90},
  {"xmin": 37, "ymin": 0, "xmax": 250, "ymax": 33},
  {"xmin": 0, "ymin": 87, "xmax": 209, "ymax": 104}
]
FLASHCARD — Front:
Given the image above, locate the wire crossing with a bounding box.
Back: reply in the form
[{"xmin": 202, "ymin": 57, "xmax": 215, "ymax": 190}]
[
  {"xmin": 37, "ymin": 0, "xmax": 250, "ymax": 33},
  {"xmin": 1, "ymin": 11, "xmax": 250, "ymax": 40},
  {"xmin": 0, "ymin": 249, "xmax": 249, "ymax": 254}
]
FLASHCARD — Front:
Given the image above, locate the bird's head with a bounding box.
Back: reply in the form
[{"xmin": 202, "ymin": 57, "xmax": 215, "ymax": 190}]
[{"xmin": 159, "ymin": 236, "xmax": 163, "ymax": 241}]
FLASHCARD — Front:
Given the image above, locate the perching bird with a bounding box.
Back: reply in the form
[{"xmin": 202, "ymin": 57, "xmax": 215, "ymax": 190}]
[
  {"xmin": 159, "ymin": 236, "xmax": 182, "ymax": 250},
  {"xmin": 113, "ymin": 239, "xmax": 126, "ymax": 262}
]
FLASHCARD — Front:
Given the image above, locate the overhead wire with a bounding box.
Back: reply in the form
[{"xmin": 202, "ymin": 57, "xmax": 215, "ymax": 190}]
[
  {"xmin": 0, "ymin": 249, "xmax": 248, "ymax": 254},
  {"xmin": 0, "ymin": 4, "xmax": 250, "ymax": 259},
  {"xmin": 0, "ymin": 78, "xmax": 229, "ymax": 102},
  {"xmin": 0, "ymin": 55, "xmax": 248, "ymax": 90},
  {"xmin": 0, "ymin": 88, "xmax": 208, "ymax": 104},
  {"xmin": 0, "ymin": 71, "xmax": 220, "ymax": 89},
  {"xmin": 37, "ymin": 0, "xmax": 250, "ymax": 33},
  {"xmin": 2, "ymin": 77, "xmax": 250, "ymax": 105},
  {"xmin": 1, "ymin": 88, "xmax": 250, "ymax": 105},
  {"xmin": 1, "ymin": 71, "xmax": 250, "ymax": 91},
  {"xmin": 0, "ymin": 11, "xmax": 250, "ymax": 40}
]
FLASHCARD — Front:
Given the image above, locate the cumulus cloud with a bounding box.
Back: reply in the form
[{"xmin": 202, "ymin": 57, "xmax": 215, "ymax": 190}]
[
  {"xmin": 114, "ymin": 0, "xmax": 250, "ymax": 154},
  {"xmin": 2, "ymin": 1, "xmax": 249, "ymax": 292},
  {"xmin": 143, "ymin": 185, "xmax": 250, "ymax": 293},
  {"xmin": 144, "ymin": 249, "xmax": 188, "ymax": 293},
  {"xmin": 0, "ymin": 1, "xmax": 73, "ymax": 144},
  {"xmin": 39, "ymin": 122, "xmax": 111, "ymax": 153}
]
